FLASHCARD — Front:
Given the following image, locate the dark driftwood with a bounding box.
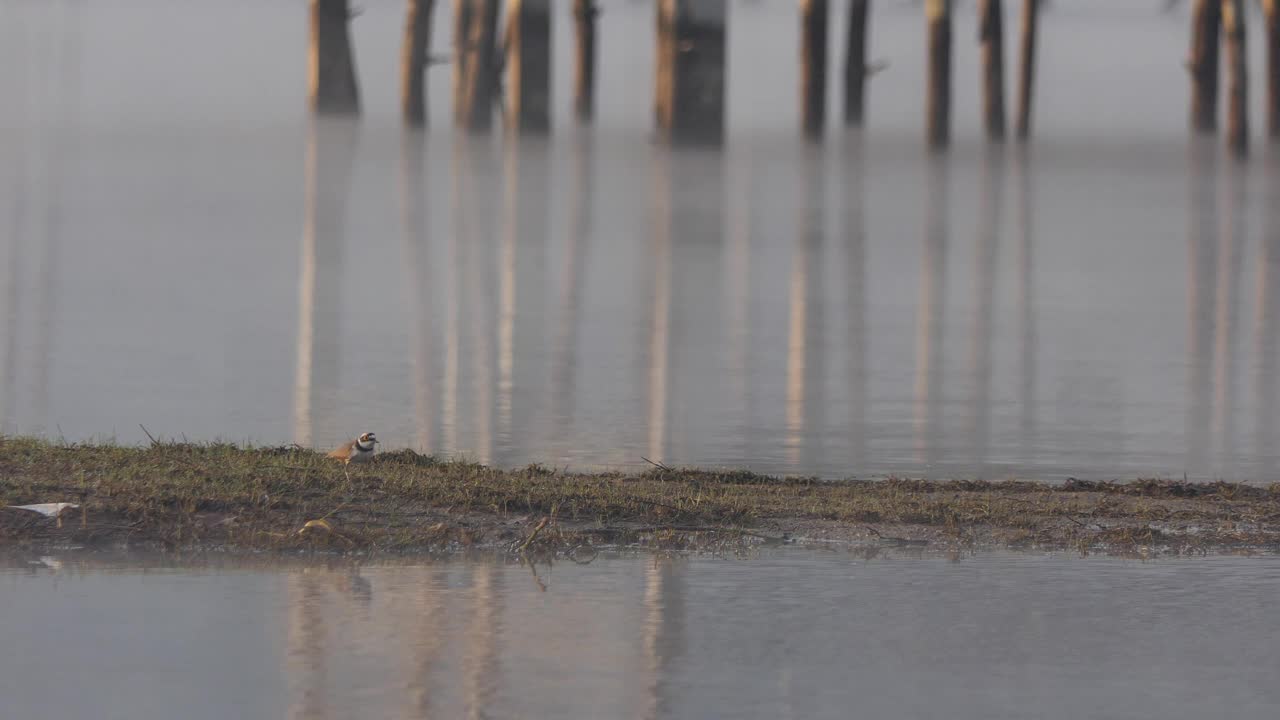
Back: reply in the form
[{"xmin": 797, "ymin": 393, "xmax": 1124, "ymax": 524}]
[
  {"xmin": 401, "ymin": 0, "xmax": 436, "ymax": 127},
  {"xmin": 654, "ymin": 0, "xmax": 727, "ymax": 145},
  {"xmin": 1265, "ymin": 0, "xmax": 1280, "ymax": 137},
  {"xmin": 844, "ymin": 0, "xmax": 870, "ymax": 126},
  {"xmin": 1014, "ymin": 0, "xmax": 1039, "ymax": 141},
  {"xmin": 506, "ymin": 0, "xmax": 552, "ymax": 134},
  {"xmin": 1223, "ymin": 0, "xmax": 1248, "ymax": 156},
  {"xmin": 926, "ymin": 0, "xmax": 952, "ymax": 150},
  {"xmin": 1188, "ymin": 0, "xmax": 1221, "ymax": 133},
  {"xmin": 800, "ymin": 0, "xmax": 829, "ymax": 140},
  {"xmin": 573, "ymin": 0, "xmax": 599, "ymax": 122},
  {"xmin": 453, "ymin": 0, "xmax": 500, "ymax": 132},
  {"xmin": 309, "ymin": 0, "xmax": 361, "ymax": 115},
  {"xmin": 978, "ymin": 0, "xmax": 1006, "ymax": 141}
]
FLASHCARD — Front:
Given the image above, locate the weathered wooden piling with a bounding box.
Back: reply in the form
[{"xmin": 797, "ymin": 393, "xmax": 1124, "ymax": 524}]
[
  {"xmin": 800, "ymin": 0, "xmax": 829, "ymax": 140},
  {"xmin": 401, "ymin": 0, "xmax": 437, "ymax": 127},
  {"xmin": 1014, "ymin": 0, "xmax": 1039, "ymax": 140},
  {"xmin": 1264, "ymin": 1, "xmax": 1280, "ymax": 138},
  {"xmin": 1223, "ymin": 0, "xmax": 1248, "ymax": 156},
  {"xmin": 655, "ymin": 0, "xmax": 728, "ymax": 145},
  {"xmin": 1188, "ymin": 0, "xmax": 1221, "ymax": 133},
  {"xmin": 844, "ymin": 0, "xmax": 870, "ymax": 127},
  {"xmin": 308, "ymin": 0, "xmax": 361, "ymax": 115},
  {"xmin": 573, "ymin": 0, "xmax": 599, "ymax": 122},
  {"xmin": 926, "ymin": 0, "xmax": 952, "ymax": 150},
  {"xmin": 505, "ymin": 0, "xmax": 552, "ymax": 134},
  {"xmin": 978, "ymin": 0, "xmax": 1006, "ymax": 141},
  {"xmin": 453, "ymin": 0, "xmax": 500, "ymax": 131}
]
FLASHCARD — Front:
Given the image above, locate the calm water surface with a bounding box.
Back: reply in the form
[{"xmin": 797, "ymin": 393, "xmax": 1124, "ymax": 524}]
[
  {"xmin": 2, "ymin": 1, "xmax": 1279, "ymax": 480},
  {"xmin": 1, "ymin": 550, "xmax": 1278, "ymax": 719}
]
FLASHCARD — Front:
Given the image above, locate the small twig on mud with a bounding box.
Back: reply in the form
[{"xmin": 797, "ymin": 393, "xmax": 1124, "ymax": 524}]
[
  {"xmin": 516, "ymin": 516, "xmax": 550, "ymax": 553},
  {"xmin": 139, "ymin": 424, "xmax": 159, "ymax": 446},
  {"xmin": 641, "ymin": 456, "xmax": 671, "ymax": 471}
]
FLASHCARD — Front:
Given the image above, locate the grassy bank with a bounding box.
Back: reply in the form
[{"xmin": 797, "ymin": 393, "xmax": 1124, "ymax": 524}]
[{"xmin": 1, "ymin": 437, "xmax": 1278, "ymax": 557}]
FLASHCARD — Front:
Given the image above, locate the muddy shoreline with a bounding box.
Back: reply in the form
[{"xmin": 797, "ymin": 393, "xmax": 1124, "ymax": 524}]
[{"xmin": 2, "ymin": 438, "xmax": 1278, "ymax": 557}]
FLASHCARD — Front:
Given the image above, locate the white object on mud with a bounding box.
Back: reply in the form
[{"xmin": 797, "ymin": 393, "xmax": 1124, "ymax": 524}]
[{"xmin": 7, "ymin": 503, "xmax": 78, "ymax": 518}]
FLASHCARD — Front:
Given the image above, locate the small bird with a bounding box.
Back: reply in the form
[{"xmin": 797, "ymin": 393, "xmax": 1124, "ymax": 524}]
[{"xmin": 327, "ymin": 432, "xmax": 379, "ymax": 473}]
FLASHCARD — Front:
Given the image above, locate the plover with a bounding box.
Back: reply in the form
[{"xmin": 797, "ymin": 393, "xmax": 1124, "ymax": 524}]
[{"xmin": 327, "ymin": 432, "xmax": 379, "ymax": 467}]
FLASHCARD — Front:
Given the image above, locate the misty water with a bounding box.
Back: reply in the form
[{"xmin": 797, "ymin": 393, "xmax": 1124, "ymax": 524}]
[
  {"xmin": 5, "ymin": 3, "xmax": 1280, "ymax": 717},
  {"xmin": 2, "ymin": 550, "xmax": 1279, "ymax": 720},
  {"xmin": 3, "ymin": 1, "xmax": 1280, "ymax": 481}
]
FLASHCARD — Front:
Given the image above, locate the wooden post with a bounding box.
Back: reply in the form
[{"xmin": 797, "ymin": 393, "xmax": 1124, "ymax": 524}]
[
  {"xmin": 655, "ymin": 0, "xmax": 728, "ymax": 145},
  {"xmin": 1263, "ymin": 0, "xmax": 1280, "ymax": 138},
  {"xmin": 506, "ymin": 0, "xmax": 552, "ymax": 134},
  {"xmin": 452, "ymin": 0, "xmax": 474, "ymax": 125},
  {"xmin": 401, "ymin": 0, "xmax": 437, "ymax": 127},
  {"xmin": 1223, "ymin": 0, "xmax": 1248, "ymax": 156},
  {"xmin": 978, "ymin": 0, "xmax": 1006, "ymax": 141},
  {"xmin": 926, "ymin": 0, "xmax": 952, "ymax": 150},
  {"xmin": 454, "ymin": 0, "xmax": 500, "ymax": 132},
  {"xmin": 1014, "ymin": 0, "xmax": 1039, "ymax": 140},
  {"xmin": 573, "ymin": 0, "xmax": 599, "ymax": 122},
  {"xmin": 844, "ymin": 0, "xmax": 870, "ymax": 127},
  {"xmin": 308, "ymin": 0, "xmax": 361, "ymax": 115},
  {"xmin": 800, "ymin": 0, "xmax": 829, "ymax": 140},
  {"xmin": 1189, "ymin": 0, "xmax": 1221, "ymax": 133}
]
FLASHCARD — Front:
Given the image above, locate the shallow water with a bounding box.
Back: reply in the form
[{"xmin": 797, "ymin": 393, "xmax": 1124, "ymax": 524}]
[
  {"xmin": 2, "ymin": 550, "xmax": 1278, "ymax": 719},
  {"xmin": 1, "ymin": 1, "xmax": 1279, "ymax": 480}
]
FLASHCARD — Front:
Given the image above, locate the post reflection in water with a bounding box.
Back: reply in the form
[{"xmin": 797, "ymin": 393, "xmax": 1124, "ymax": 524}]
[
  {"xmin": 1186, "ymin": 141, "xmax": 1217, "ymax": 477},
  {"xmin": 1256, "ymin": 158, "xmax": 1280, "ymax": 477},
  {"xmin": 785, "ymin": 147, "xmax": 827, "ymax": 468},
  {"xmin": 286, "ymin": 571, "xmax": 330, "ymax": 720},
  {"xmin": 1213, "ymin": 161, "xmax": 1246, "ymax": 477},
  {"xmin": 453, "ymin": 137, "xmax": 497, "ymax": 465},
  {"xmin": 549, "ymin": 133, "xmax": 594, "ymax": 455},
  {"xmin": 967, "ymin": 149, "xmax": 1004, "ymax": 474},
  {"xmin": 914, "ymin": 156, "xmax": 949, "ymax": 472},
  {"xmin": 463, "ymin": 563, "xmax": 502, "ymax": 720},
  {"xmin": 400, "ymin": 130, "xmax": 435, "ymax": 453},
  {"xmin": 641, "ymin": 558, "xmax": 685, "ymax": 720},
  {"xmin": 723, "ymin": 146, "xmax": 756, "ymax": 465},
  {"xmin": 646, "ymin": 147, "xmax": 675, "ymax": 464},
  {"xmin": 1013, "ymin": 149, "xmax": 1038, "ymax": 470},
  {"xmin": 498, "ymin": 137, "xmax": 550, "ymax": 466},
  {"xmin": 293, "ymin": 118, "xmax": 356, "ymax": 448},
  {"xmin": 843, "ymin": 134, "xmax": 869, "ymax": 471}
]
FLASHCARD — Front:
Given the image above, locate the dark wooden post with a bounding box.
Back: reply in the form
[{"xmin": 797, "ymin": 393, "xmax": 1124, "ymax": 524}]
[
  {"xmin": 573, "ymin": 0, "xmax": 600, "ymax": 122},
  {"xmin": 655, "ymin": 0, "xmax": 728, "ymax": 145},
  {"xmin": 844, "ymin": 0, "xmax": 870, "ymax": 127},
  {"xmin": 1014, "ymin": 0, "xmax": 1039, "ymax": 140},
  {"xmin": 1264, "ymin": 0, "xmax": 1280, "ymax": 138},
  {"xmin": 506, "ymin": 0, "xmax": 552, "ymax": 134},
  {"xmin": 402, "ymin": 0, "xmax": 437, "ymax": 127},
  {"xmin": 978, "ymin": 0, "xmax": 1006, "ymax": 141},
  {"xmin": 452, "ymin": 0, "xmax": 474, "ymax": 125},
  {"xmin": 453, "ymin": 0, "xmax": 500, "ymax": 132},
  {"xmin": 1223, "ymin": 0, "xmax": 1248, "ymax": 156},
  {"xmin": 800, "ymin": 0, "xmax": 829, "ymax": 140},
  {"xmin": 309, "ymin": 0, "xmax": 361, "ymax": 115},
  {"xmin": 926, "ymin": 0, "xmax": 952, "ymax": 150},
  {"xmin": 1189, "ymin": 0, "xmax": 1221, "ymax": 133}
]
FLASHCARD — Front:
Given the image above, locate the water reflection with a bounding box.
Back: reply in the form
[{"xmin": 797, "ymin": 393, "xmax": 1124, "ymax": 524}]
[
  {"xmin": 1013, "ymin": 148, "xmax": 1038, "ymax": 469},
  {"xmin": 400, "ymin": 130, "xmax": 436, "ymax": 453},
  {"xmin": 548, "ymin": 133, "xmax": 593, "ymax": 456},
  {"xmin": 785, "ymin": 148, "xmax": 827, "ymax": 468},
  {"xmin": 13, "ymin": 553, "xmax": 1279, "ymax": 720},
  {"xmin": 843, "ymin": 135, "xmax": 869, "ymax": 470},
  {"xmin": 1256, "ymin": 157, "xmax": 1280, "ymax": 477},
  {"xmin": 913, "ymin": 156, "xmax": 948, "ymax": 470},
  {"xmin": 293, "ymin": 118, "xmax": 357, "ymax": 447},
  {"xmin": 967, "ymin": 149, "xmax": 1003, "ymax": 473}
]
